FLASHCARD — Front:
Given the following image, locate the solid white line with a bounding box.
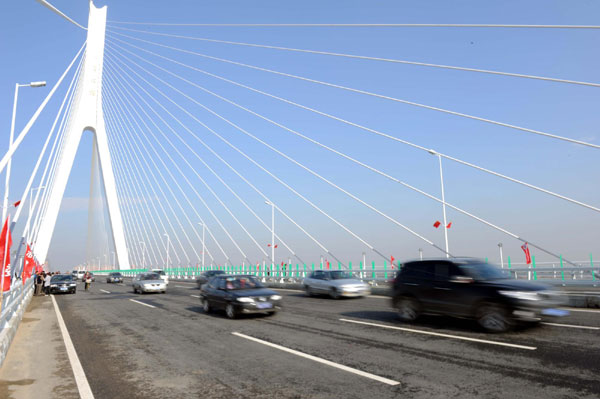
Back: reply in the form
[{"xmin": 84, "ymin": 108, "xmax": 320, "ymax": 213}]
[
  {"xmin": 51, "ymin": 295, "xmax": 95, "ymax": 399},
  {"xmin": 232, "ymin": 332, "xmax": 399, "ymax": 385},
  {"xmin": 99, "ymin": 289, "xmax": 111, "ymax": 294},
  {"xmin": 542, "ymin": 322, "xmax": 599, "ymax": 330},
  {"xmin": 560, "ymin": 307, "xmax": 600, "ymax": 313},
  {"xmin": 129, "ymin": 299, "xmax": 156, "ymax": 308},
  {"xmin": 190, "ymin": 295, "xmax": 201, "ymax": 298},
  {"xmin": 175, "ymin": 285, "xmax": 190, "ymax": 288},
  {"xmin": 339, "ymin": 318, "xmax": 537, "ymax": 350}
]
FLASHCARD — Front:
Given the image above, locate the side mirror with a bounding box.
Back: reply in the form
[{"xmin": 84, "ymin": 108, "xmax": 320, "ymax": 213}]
[{"xmin": 450, "ymin": 275, "xmax": 474, "ymax": 284}]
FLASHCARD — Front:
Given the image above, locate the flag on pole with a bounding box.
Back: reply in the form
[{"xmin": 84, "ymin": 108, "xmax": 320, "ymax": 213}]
[
  {"xmin": 521, "ymin": 242, "xmax": 532, "ymax": 265},
  {"xmin": 390, "ymin": 255, "xmax": 395, "ymax": 269},
  {"xmin": 13, "ymin": 200, "xmax": 21, "ymax": 207},
  {"xmin": 446, "ymin": 222, "xmax": 452, "ymax": 229},
  {"xmin": 326, "ymin": 259, "xmax": 330, "ymax": 269},
  {"xmin": 267, "ymin": 244, "xmax": 278, "ymax": 248},
  {"xmin": 433, "ymin": 221, "xmax": 441, "ymax": 228},
  {"xmin": 22, "ymin": 244, "xmax": 35, "ymax": 285},
  {"xmin": 0, "ymin": 217, "xmax": 13, "ymax": 292}
]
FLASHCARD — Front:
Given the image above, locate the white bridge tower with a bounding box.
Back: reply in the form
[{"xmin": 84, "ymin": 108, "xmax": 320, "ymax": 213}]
[{"xmin": 34, "ymin": 1, "xmax": 130, "ymax": 269}]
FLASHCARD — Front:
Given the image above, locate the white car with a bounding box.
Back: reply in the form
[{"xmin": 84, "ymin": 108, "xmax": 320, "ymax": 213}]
[
  {"xmin": 133, "ymin": 272, "xmax": 167, "ymax": 294},
  {"xmin": 151, "ymin": 269, "xmax": 169, "ymax": 285},
  {"xmin": 72, "ymin": 270, "xmax": 86, "ymax": 281}
]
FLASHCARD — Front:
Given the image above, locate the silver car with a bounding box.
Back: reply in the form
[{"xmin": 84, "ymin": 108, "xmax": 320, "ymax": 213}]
[
  {"xmin": 303, "ymin": 270, "xmax": 371, "ymax": 298},
  {"xmin": 132, "ymin": 273, "xmax": 167, "ymax": 294}
]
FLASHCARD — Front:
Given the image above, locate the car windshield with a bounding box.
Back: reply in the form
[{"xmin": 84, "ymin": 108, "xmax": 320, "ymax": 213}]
[
  {"xmin": 141, "ymin": 273, "xmax": 161, "ymax": 281},
  {"xmin": 51, "ymin": 275, "xmax": 72, "ymax": 282},
  {"xmin": 458, "ymin": 263, "xmax": 510, "ymax": 281},
  {"xmin": 110, "ymin": 273, "xmax": 122, "ymax": 277},
  {"xmin": 329, "ymin": 271, "xmax": 354, "ymax": 280},
  {"xmin": 223, "ymin": 276, "xmax": 263, "ymax": 290},
  {"xmin": 153, "ymin": 270, "xmax": 165, "ymax": 275}
]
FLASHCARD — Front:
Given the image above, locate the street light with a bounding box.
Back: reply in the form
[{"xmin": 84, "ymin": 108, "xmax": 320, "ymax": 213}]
[
  {"xmin": 139, "ymin": 241, "xmax": 146, "ymax": 269},
  {"xmin": 3, "ymin": 81, "xmax": 47, "ymax": 223},
  {"xmin": 197, "ymin": 222, "xmax": 206, "ymax": 269},
  {"xmin": 428, "ymin": 149, "xmax": 449, "ymax": 258},
  {"xmin": 265, "ymin": 201, "xmax": 275, "ymax": 267},
  {"xmin": 498, "ymin": 243, "xmax": 504, "ymax": 269},
  {"xmin": 163, "ymin": 233, "xmax": 170, "ymax": 269}
]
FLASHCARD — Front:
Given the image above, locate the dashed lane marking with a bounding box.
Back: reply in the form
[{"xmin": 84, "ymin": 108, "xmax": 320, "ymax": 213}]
[
  {"xmin": 542, "ymin": 322, "xmax": 599, "ymax": 330},
  {"xmin": 129, "ymin": 299, "xmax": 156, "ymax": 308},
  {"xmin": 99, "ymin": 289, "xmax": 111, "ymax": 294},
  {"xmin": 232, "ymin": 332, "xmax": 399, "ymax": 386},
  {"xmin": 51, "ymin": 295, "xmax": 95, "ymax": 399},
  {"xmin": 339, "ymin": 318, "xmax": 537, "ymax": 351},
  {"xmin": 190, "ymin": 295, "xmax": 201, "ymax": 298}
]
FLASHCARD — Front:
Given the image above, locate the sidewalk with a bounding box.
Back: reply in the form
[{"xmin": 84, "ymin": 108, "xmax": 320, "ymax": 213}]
[{"xmin": 0, "ymin": 295, "xmax": 78, "ymax": 399}]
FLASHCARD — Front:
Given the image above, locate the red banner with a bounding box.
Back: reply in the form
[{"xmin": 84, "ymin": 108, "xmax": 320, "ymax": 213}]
[
  {"xmin": 0, "ymin": 217, "xmax": 13, "ymax": 292},
  {"xmin": 521, "ymin": 242, "xmax": 531, "ymax": 265},
  {"xmin": 22, "ymin": 244, "xmax": 35, "ymax": 285}
]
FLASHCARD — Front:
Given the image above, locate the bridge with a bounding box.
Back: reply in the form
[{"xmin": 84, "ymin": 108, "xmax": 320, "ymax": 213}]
[{"xmin": 0, "ymin": 1, "xmax": 598, "ymax": 398}]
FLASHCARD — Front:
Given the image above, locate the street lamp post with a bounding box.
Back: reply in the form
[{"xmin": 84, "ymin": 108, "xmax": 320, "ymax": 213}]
[
  {"xmin": 139, "ymin": 241, "xmax": 146, "ymax": 269},
  {"xmin": 419, "ymin": 248, "xmax": 423, "ymax": 260},
  {"xmin": 164, "ymin": 233, "xmax": 170, "ymax": 270},
  {"xmin": 198, "ymin": 222, "xmax": 205, "ymax": 269},
  {"xmin": 3, "ymin": 81, "xmax": 46, "ymax": 223},
  {"xmin": 498, "ymin": 243, "xmax": 504, "ymax": 269},
  {"xmin": 428, "ymin": 149, "xmax": 449, "ymax": 258},
  {"xmin": 265, "ymin": 201, "xmax": 275, "ymax": 268}
]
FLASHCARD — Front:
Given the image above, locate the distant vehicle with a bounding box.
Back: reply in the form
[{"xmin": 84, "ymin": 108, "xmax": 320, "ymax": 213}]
[
  {"xmin": 302, "ymin": 270, "xmax": 371, "ymax": 299},
  {"xmin": 195, "ymin": 270, "xmax": 225, "ymax": 288},
  {"xmin": 391, "ymin": 258, "xmax": 566, "ymax": 333},
  {"xmin": 49, "ymin": 274, "xmax": 76, "ymax": 294},
  {"xmin": 151, "ymin": 269, "xmax": 169, "ymax": 285},
  {"xmin": 132, "ymin": 273, "xmax": 167, "ymax": 294},
  {"xmin": 106, "ymin": 272, "xmax": 123, "ymax": 283},
  {"xmin": 199, "ymin": 275, "xmax": 281, "ymax": 319},
  {"xmin": 72, "ymin": 270, "xmax": 85, "ymax": 281}
]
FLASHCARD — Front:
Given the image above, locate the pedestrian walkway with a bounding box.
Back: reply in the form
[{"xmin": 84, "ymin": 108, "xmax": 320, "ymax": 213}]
[{"xmin": 0, "ymin": 295, "xmax": 78, "ymax": 399}]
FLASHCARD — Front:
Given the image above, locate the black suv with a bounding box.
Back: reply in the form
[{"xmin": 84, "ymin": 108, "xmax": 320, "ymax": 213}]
[{"xmin": 391, "ymin": 258, "xmax": 565, "ymax": 332}]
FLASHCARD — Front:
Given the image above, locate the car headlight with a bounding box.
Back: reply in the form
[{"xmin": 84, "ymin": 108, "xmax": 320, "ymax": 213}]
[
  {"xmin": 50, "ymin": 284, "xmax": 57, "ymax": 287},
  {"xmin": 499, "ymin": 290, "xmax": 540, "ymax": 301},
  {"xmin": 69, "ymin": 283, "xmax": 76, "ymax": 286},
  {"xmin": 270, "ymin": 295, "xmax": 282, "ymax": 301},
  {"xmin": 237, "ymin": 297, "xmax": 254, "ymax": 302}
]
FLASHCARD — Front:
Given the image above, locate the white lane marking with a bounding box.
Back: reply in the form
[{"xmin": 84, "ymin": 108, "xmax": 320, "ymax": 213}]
[
  {"xmin": 368, "ymin": 295, "xmax": 389, "ymax": 299},
  {"xmin": 129, "ymin": 299, "xmax": 156, "ymax": 308},
  {"xmin": 560, "ymin": 307, "xmax": 600, "ymax": 313},
  {"xmin": 190, "ymin": 295, "xmax": 201, "ymax": 298},
  {"xmin": 542, "ymin": 322, "xmax": 599, "ymax": 330},
  {"xmin": 99, "ymin": 289, "xmax": 111, "ymax": 294},
  {"xmin": 175, "ymin": 285, "xmax": 191, "ymax": 288},
  {"xmin": 51, "ymin": 295, "xmax": 95, "ymax": 399},
  {"xmin": 232, "ymin": 332, "xmax": 399, "ymax": 386},
  {"xmin": 339, "ymin": 318, "xmax": 537, "ymax": 351}
]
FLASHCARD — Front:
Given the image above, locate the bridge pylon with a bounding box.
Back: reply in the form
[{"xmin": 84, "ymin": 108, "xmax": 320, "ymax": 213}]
[{"xmin": 34, "ymin": 1, "xmax": 130, "ymax": 269}]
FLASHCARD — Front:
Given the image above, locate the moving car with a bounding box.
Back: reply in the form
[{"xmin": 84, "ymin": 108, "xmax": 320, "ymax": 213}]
[
  {"xmin": 132, "ymin": 273, "xmax": 167, "ymax": 294},
  {"xmin": 195, "ymin": 270, "xmax": 225, "ymax": 288},
  {"xmin": 391, "ymin": 258, "xmax": 566, "ymax": 332},
  {"xmin": 72, "ymin": 270, "xmax": 85, "ymax": 281},
  {"xmin": 106, "ymin": 272, "xmax": 123, "ymax": 283},
  {"xmin": 49, "ymin": 274, "xmax": 77, "ymax": 294},
  {"xmin": 302, "ymin": 270, "xmax": 371, "ymax": 298},
  {"xmin": 200, "ymin": 275, "xmax": 281, "ymax": 319},
  {"xmin": 151, "ymin": 269, "xmax": 169, "ymax": 285}
]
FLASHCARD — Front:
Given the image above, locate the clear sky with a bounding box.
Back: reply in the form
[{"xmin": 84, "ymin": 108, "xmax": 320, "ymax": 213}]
[{"xmin": 0, "ymin": 1, "xmax": 598, "ymax": 270}]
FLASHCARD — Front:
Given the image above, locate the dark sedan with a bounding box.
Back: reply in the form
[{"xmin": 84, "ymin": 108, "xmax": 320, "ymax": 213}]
[
  {"xmin": 195, "ymin": 270, "xmax": 225, "ymax": 288},
  {"xmin": 49, "ymin": 274, "xmax": 77, "ymax": 294},
  {"xmin": 200, "ymin": 275, "xmax": 282, "ymax": 319},
  {"xmin": 106, "ymin": 272, "xmax": 123, "ymax": 283}
]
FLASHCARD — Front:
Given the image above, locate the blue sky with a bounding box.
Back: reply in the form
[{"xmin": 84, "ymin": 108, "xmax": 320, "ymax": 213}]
[{"xmin": 0, "ymin": 1, "xmax": 598, "ymax": 270}]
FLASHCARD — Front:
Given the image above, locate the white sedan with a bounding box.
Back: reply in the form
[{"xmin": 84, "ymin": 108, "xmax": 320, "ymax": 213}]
[{"xmin": 133, "ymin": 272, "xmax": 167, "ymax": 294}]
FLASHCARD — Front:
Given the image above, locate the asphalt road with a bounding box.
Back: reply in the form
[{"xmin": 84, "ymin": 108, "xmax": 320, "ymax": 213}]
[{"xmin": 53, "ymin": 280, "xmax": 600, "ymax": 399}]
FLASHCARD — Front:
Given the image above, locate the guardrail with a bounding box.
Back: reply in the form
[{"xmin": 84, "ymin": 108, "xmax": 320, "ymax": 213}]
[{"xmin": 0, "ymin": 277, "xmax": 35, "ymax": 367}]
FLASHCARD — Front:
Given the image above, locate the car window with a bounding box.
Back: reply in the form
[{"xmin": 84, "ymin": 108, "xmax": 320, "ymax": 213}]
[
  {"xmin": 434, "ymin": 263, "xmax": 450, "ymax": 281},
  {"xmin": 218, "ymin": 278, "xmax": 227, "ymax": 290},
  {"xmin": 401, "ymin": 262, "xmax": 435, "ymax": 280}
]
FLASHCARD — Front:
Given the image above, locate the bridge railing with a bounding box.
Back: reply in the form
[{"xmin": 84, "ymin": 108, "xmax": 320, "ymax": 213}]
[{"xmin": 0, "ymin": 277, "xmax": 35, "ymax": 367}]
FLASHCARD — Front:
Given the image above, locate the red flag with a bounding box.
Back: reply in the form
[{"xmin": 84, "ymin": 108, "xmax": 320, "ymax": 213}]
[
  {"xmin": 521, "ymin": 243, "xmax": 531, "ymax": 265},
  {"xmin": 0, "ymin": 217, "xmax": 13, "ymax": 292},
  {"xmin": 446, "ymin": 222, "xmax": 452, "ymax": 229},
  {"xmin": 22, "ymin": 244, "xmax": 35, "ymax": 285},
  {"xmin": 326, "ymin": 260, "xmax": 330, "ymax": 269},
  {"xmin": 13, "ymin": 200, "xmax": 21, "ymax": 207},
  {"xmin": 433, "ymin": 221, "xmax": 441, "ymax": 228},
  {"xmin": 267, "ymin": 244, "xmax": 278, "ymax": 248}
]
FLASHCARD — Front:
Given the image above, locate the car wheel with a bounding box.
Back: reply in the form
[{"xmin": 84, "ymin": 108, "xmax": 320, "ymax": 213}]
[
  {"xmin": 476, "ymin": 303, "xmax": 511, "ymax": 333},
  {"xmin": 304, "ymin": 285, "xmax": 313, "ymax": 297},
  {"xmin": 267, "ymin": 311, "xmax": 277, "ymax": 316},
  {"xmin": 396, "ymin": 296, "xmax": 420, "ymax": 322},
  {"xmin": 225, "ymin": 303, "xmax": 236, "ymax": 319},
  {"xmin": 329, "ymin": 287, "xmax": 340, "ymax": 299},
  {"xmin": 202, "ymin": 298, "xmax": 211, "ymax": 313}
]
